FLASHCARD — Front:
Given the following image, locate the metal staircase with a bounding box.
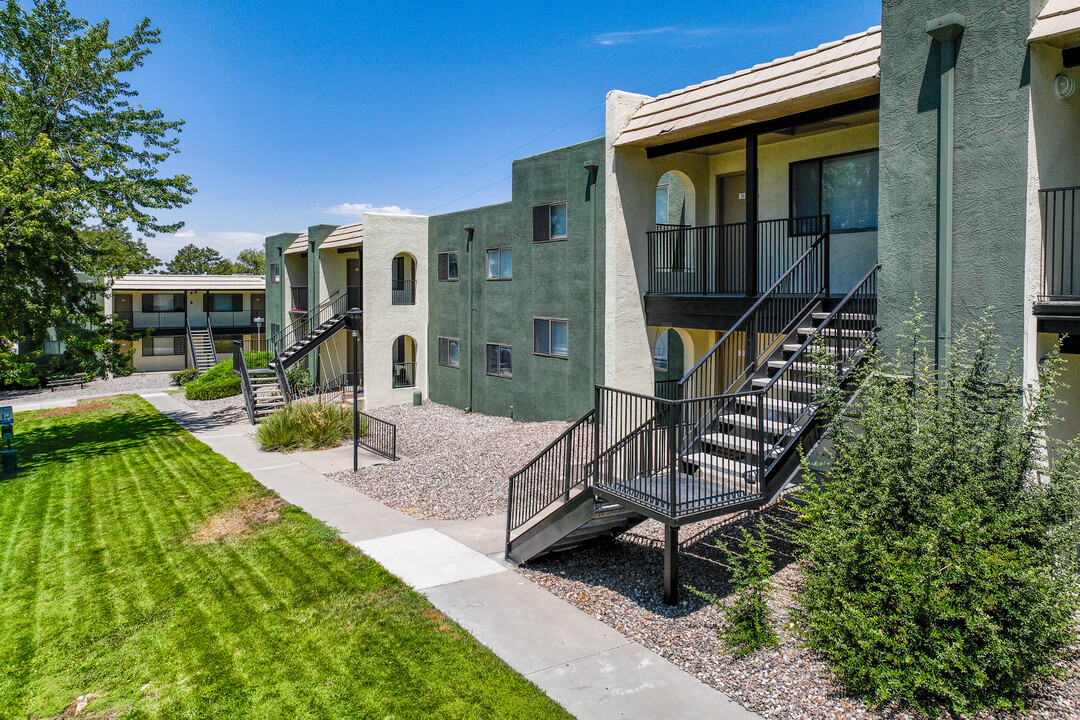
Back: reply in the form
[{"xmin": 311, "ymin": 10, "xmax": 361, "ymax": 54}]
[
  {"xmin": 506, "ymin": 220, "xmax": 879, "ymax": 601},
  {"xmin": 186, "ymin": 317, "xmax": 218, "ymax": 372}
]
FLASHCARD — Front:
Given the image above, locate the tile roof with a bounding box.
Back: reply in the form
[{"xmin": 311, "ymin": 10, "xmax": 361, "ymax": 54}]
[
  {"xmin": 318, "ymin": 222, "xmax": 364, "ymax": 251},
  {"xmin": 1029, "ymin": 0, "xmax": 1080, "ymax": 45},
  {"xmin": 111, "ymin": 274, "xmax": 265, "ymax": 291},
  {"xmin": 283, "ymin": 233, "xmax": 309, "ymax": 255},
  {"xmin": 616, "ymin": 26, "xmax": 881, "ymax": 149}
]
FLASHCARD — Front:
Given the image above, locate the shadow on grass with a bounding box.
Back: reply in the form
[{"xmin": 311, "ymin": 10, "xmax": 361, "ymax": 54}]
[{"xmin": 526, "ymin": 503, "xmax": 799, "ymax": 619}]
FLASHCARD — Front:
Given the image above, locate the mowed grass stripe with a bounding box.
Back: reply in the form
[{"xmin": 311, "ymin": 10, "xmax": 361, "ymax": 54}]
[{"xmin": 0, "ymin": 396, "xmax": 571, "ymax": 719}]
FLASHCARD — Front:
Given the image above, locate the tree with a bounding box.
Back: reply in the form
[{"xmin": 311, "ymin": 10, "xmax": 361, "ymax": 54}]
[
  {"xmin": 795, "ymin": 308, "xmax": 1080, "ymax": 715},
  {"xmin": 78, "ymin": 225, "xmax": 160, "ymax": 278},
  {"xmin": 0, "ymin": 0, "xmax": 194, "ymax": 382},
  {"xmin": 166, "ymin": 244, "xmax": 223, "ymax": 274},
  {"xmin": 234, "ymin": 247, "xmax": 264, "ymax": 275}
]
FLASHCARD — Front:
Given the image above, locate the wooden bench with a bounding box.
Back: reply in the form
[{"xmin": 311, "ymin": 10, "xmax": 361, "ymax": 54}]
[{"xmin": 48, "ymin": 373, "xmax": 86, "ymax": 391}]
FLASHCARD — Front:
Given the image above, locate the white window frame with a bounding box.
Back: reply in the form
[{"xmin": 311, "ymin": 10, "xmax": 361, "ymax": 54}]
[
  {"xmin": 533, "ymin": 318, "xmax": 568, "ymax": 359},
  {"xmin": 485, "ymin": 248, "xmax": 512, "ymax": 280},
  {"xmin": 438, "ymin": 337, "xmax": 460, "ymax": 368},
  {"xmin": 548, "ymin": 202, "xmax": 567, "ymax": 240},
  {"xmin": 486, "ymin": 343, "xmax": 512, "ymax": 378}
]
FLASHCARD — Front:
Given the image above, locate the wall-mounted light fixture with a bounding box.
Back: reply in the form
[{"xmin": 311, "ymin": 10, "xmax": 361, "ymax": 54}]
[{"xmin": 1054, "ymin": 73, "xmax": 1076, "ymax": 100}]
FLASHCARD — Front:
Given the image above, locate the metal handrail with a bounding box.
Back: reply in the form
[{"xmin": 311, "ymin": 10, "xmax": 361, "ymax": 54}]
[
  {"xmin": 268, "ymin": 289, "xmax": 345, "ymax": 358},
  {"xmin": 232, "ymin": 341, "xmax": 256, "ymax": 425},
  {"xmin": 206, "ymin": 314, "xmax": 218, "ymax": 365},
  {"xmin": 185, "ymin": 317, "xmax": 197, "ymax": 369}
]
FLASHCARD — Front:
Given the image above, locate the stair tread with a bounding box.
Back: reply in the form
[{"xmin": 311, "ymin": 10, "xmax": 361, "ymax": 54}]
[
  {"xmin": 767, "ymin": 359, "xmax": 829, "ymax": 372},
  {"xmin": 735, "ymin": 395, "xmax": 809, "ymax": 414},
  {"xmin": 681, "ymin": 452, "xmax": 759, "ymax": 479},
  {"xmin": 751, "ymin": 377, "xmax": 816, "ymax": 393},
  {"xmin": 700, "ymin": 432, "xmax": 776, "ymax": 456},
  {"xmin": 718, "ymin": 413, "xmax": 795, "ymax": 435},
  {"xmin": 811, "ymin": 312, "xmax": 874, "ymax": 322},
  {"xmin": 798, "ymin": 326, "xmax": 865, "ymax": 338},
  {"xmin": 782, "ymin": 343, "xmax": 852, "ymax": 354}
]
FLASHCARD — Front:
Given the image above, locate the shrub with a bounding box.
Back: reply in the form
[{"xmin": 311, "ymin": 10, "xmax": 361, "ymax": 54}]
[
  {"xmin": 184, "ymin": 360, "xmax": 240, "ymax": 401},
  {"xmin": 690, "ymin": 520, "xmax": 778, "ymax": 657},
  {"xmin": 171, "ymin": 367, "xmax": 200, "ymax": 386},
  {"xmin": 795, "ymin": 308, "xmax": 1080, "ymax": 716},
  {"xmin": 256, "ymin": 401, "xmax": 364, "ymax": 452},
  {"xmin": 286, "ymin": 365, "xmax": 312, "ymax": 394}
]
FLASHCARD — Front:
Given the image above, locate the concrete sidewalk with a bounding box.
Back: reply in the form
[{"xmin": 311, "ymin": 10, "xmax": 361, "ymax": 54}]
[{"xmin": 142, "ymin": 392, "xmax": 760, "ymax": 720}]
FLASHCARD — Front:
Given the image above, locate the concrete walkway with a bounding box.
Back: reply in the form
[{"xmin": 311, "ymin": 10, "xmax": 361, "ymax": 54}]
[{"xmin": 140, "ymin": 392, "xmax": 760, "ymax": 720}]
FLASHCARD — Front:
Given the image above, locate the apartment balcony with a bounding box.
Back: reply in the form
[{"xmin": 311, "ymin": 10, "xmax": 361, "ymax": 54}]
[
  {"xmin": 115, "ymin": 310, "xmax": 186, "ymax": 330},
  {"xmin": 189, "ymin": 311, "xmax": 258, "ymax": 329},
  {"xmin": 645, "ymin": 216, "xmax": 829, "ymax": 330},
  {"xmin": 1035, "ymin": 186, "xmax": 1080, "ymax": 333},
  {"xmin": 392, "ymin": 361, "xmax": 416, "ymax": 388},
  {"xmin": 391, "ymin": 279, "xmax": 416, "ymax": 306}
]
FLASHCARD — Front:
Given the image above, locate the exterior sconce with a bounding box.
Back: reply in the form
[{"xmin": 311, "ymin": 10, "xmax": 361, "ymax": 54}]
[{"xmin": 1054, "ymin": 73, "xmax": 1076, "ymax": 100}]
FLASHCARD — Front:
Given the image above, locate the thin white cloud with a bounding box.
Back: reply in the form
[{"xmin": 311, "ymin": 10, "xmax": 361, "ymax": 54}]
[
  {"xmin": 172, "ymin": 229, "xmax": 196, "ymax": 238},
  {"xmin": 324, "ymin": 202, "xmax": 414, "ymax": 216},
  {"xmin": 593, "ymin": 26, "xmax": 779, "ymax": 46},
  {"xmin": 151, "ymin": 230, "xmax": 269, "ymax": 261}
]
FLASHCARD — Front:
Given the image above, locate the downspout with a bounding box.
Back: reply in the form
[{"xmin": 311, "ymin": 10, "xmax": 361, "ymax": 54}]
[
  {"xmin": 464, "ymin": 225, "xmax": 475, "ymax": 412},
  {"xmin": 926, "ymin": 13, "xmax": 966, "ymax": 374},
  {"xmin": 584, "ymin": 163, "xmax": 599, "ymax": 393}
]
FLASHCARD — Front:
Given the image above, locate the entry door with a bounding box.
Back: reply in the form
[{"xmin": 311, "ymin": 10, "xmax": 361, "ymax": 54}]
[{"xmin": 718, "ymin": 174, "xmax": 746, "ymax": 225}]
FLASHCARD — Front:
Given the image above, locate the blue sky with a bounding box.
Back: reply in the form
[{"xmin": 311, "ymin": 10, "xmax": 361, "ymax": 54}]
[{"xmin": 67, "ymin": 0, "xmax": 881, "ymax": 262}]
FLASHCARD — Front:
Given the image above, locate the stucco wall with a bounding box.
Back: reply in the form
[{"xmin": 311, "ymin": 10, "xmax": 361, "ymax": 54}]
[
  {"xmin": 878, "ymin": 0, "xmax": 1035, "ymax": 357},
  {"xmin": 264, "ymin": 233, "xmax": 298, "ymax": 337},
  {"xmin": 361, "ymin": 213, "xmax": 429, "ymax": 411},
  {"xmin": 426, "ymin": 137, "xmax": 606, "ymax": 422}
]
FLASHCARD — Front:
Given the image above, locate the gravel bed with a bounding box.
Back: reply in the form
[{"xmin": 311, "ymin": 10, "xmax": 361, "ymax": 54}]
[
  {"xmin": 516, "ymin": 504, "xmax": 1080, "ymax": 720},
  {"xmin": 0, "ymin": 372, "xmax": 175, "ymax": 402},
  {"xmin": 330, "ymin": 401, "xmax": 569, "ymax": 520},
  {"xmin": 175, "ymin": 392, "xmax": 249, "ymax": 425}
]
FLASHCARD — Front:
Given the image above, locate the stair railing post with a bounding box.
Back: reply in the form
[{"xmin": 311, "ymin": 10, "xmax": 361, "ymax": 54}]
[
  {"xmin": 757, "ymin": 389, "xmax": 766, "ymax": 485},
  {"xmin": 667, "ymin": 397, "xmax": 679, "ymax": 521},
  {"xmin": 593, "ymin": 385, "xmax": 602, "ymax": 487},
  {"xmin": 746, "ymin": 314, "xmax": 758, "ymax": 377},
  {"xmin": 563, "ymin": 431, "xmax": 572, "ymax": 503},
  {"xmin": 823, "ymin": 215, "xmax": 831, "ymax": 299}
]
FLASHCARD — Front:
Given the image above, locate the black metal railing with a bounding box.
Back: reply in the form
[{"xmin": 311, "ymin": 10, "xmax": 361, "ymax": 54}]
[
  {"xmin": 189, "ymin": 311, "xmax": 256, "ymax": 328},
  {"xmin": 290, "ymin": 286, "xmax": 309, "ymax": 313},
  {"xmin": 358, "ymin": 411, "xmax": 397, "ymax": 461},
  {"xmin": 678, "ymin": 227, "xmax": 830, "ymax": 401},
  {"xmin": 391, "ymin": 279, "xmax": 416, "ymax": 306},
  {"xmin": 506, "ymin": 410, "xmax": 596, "ymax": 540},
  {"xmin": 392, "ymin": 361, "xmax": 416, "ymax": 388},
  {"xmin": 232, "ymin": 341, "xmax": 257, "ymax": 424},
  {"xmin": 646, "ymin": 215, "xmax": 828, "ymax": 296},
  {"xmin": 654, "ymin": 379, "xmax": 681, "ymax": 401},
  {"xmin": 1040, "ymin": 186, "xmax": 1080, "ymax": 300},
  {"xmin": 269, "ymin": 290, "xmax": 347, "ymax": 359}
]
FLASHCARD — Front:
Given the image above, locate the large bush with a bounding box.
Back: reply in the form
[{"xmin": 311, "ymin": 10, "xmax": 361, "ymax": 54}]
[
  {"xmin": 255, "ymin": 401, "xmax": 362, "ymax": 452},
  {"xmin": 184, "ymin": 360, "xmax": 240, "ymax": 401},
  {"xmin": 795, "ymin": 311, "xmax": 1080, "ymax": 716}
]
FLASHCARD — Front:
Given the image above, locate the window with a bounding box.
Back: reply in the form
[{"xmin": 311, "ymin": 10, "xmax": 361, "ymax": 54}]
[
  {"xmin": 790, "ymin": 149, "xmax": 879, "ymax": 232},
  {"xmin": 142, "ymin": 293, "xmax": 183, "ymax": 312},
  {"xmin": 207, "ymin": 293, "xmax": 242, "ymax": 312},
  {"xmin": 533, "ymin": 319, "xmax": 568, "ymax": 358},
  {"xmin": 655, "ymin": 184, "xmax": 670, "ymax": 225},
  {"xmin": 532, "ymin": 202, "xmax": 567, "ymax": 242},
  {"xmin": 438, "ymin": 252, "xmax": 459, "ymax": 281},
  {"xmin": 269, "ymin": 263, "xmax": 281, "ymax": 283},
  {"xmin": 44, "ymin": 328, "xmax": 65, "ymax": 356},
  {"xmin": 142, "ymin": 336, "xmax": 184, "ymax": 356},
  {"xmin": 214, "ymin": 335, "xmax": 240, "ymax": 355},
  {"xmin": 486, "ymin": 248, "xmax": 512, "ymax": 279},
  {"xmin": 438, "ymin": 337, "xmax": 460, "ymax": 368},
  {"xmin": 486, "ymin": 343, "xmax": 512, "ymax": 378},
  {"xmin": 653, "ymin": 332, "xmax": 669, "ymax": 372}
]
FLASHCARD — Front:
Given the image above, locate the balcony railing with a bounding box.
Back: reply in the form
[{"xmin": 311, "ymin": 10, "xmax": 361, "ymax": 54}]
[
  {"xmin": 290, "ymin": 287, "xmax": 308, "ymax": 313},
  {"xmin": 115, "ymin": 310, "xmax": 186, "ymax": 329},
  {"xmin": 646, "ymin": 216, "xmax": 829, "ymax": 296},
  {"xmin": 189, "ymin": 311, "xmax": 256, "ymax": 328},
  {"xmin": 1040, "ymin": 186, "xmax": 1080, "ymax": 301},
  {"xmin": 392, "ymin": 361, "xmax": 416, "ymax": 388},
  {"xmin": 391, "ymin": 279, "xmax": 415, "ymax": 306}
]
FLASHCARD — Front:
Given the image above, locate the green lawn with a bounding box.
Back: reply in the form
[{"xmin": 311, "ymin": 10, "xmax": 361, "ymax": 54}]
[{"xmin": 0, "ymin": 396, "xmax": 571, "ymax": 719}]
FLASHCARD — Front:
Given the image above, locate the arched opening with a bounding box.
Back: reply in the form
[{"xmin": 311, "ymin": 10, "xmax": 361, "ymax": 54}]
[
  {"xmin": 391, "ymin": 253, "xmax": 416, "ymax": 305},
  {"xmin": 652, "ymin": 328, "xmax": 687, "ymax": 400},
  {"xmin": 655, "ymin": 171, "xmax": 692, "ymax": 228},
  {"xmin": 392, "ymin": 334, "xmax": 417, "ymax": 388}
]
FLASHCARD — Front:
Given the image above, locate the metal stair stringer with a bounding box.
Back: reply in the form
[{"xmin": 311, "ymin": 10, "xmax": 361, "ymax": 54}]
[{"xmin": 506, "ymin": 488, "xmax": 647, "ymax": 564}]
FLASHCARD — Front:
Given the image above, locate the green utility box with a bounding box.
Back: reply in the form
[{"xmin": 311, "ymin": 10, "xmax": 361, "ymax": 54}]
[
  {"xmin": 1, "ymin": 449, "xmax": 16, "ymax": 476},
  {"xmin": 413, "ymin": 391, "xmax": 422, "ymax": 407}
]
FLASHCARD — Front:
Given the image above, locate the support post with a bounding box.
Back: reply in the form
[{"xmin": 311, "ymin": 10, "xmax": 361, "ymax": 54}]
[
  {"xmin": 352, "ymin": 331, "xmax": 359, "ymax": 472},
  {"xmin": 664, "ymin": 524, "xmax": 679, "ymax": 605},
  {"xmin": 745, "ymin": 133, "xmax": 759, "ymax": 296}
]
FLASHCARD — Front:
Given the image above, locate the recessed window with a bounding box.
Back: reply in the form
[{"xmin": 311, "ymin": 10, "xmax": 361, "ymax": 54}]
[
  {"xmin": 438, "ymin": 337, "xmax": 460, "ymax": 368},
  {"xmin": 790, "ymin": 149, "xmax": 879, "ymax": 233},
  {"xmin": 486, "ymin": 248, "xmax": 512, "ymax": 279},
  {"xmin": 142, "ymin": 336, "xmax": 184, "ymax": 357},
  {"xmin": 269, "ymin": 263, "xmax": 281, "ymax": 283},
  {"xmin": 438, "ymin": 252, "xmax": 459, "ymax": 281},
  {"xmin": 486, "ymin": 343, "xmax": 512, "ymax": 378},
  {"xmin": 655, "ymin": 184, "xmax": 669, "ymax": 225},
  {"xmin": 653, "ymin": 332, "xmax": 669, "ymax": 372},
  {"xmin": 533, "ymin": 319, "xmax": 568, "ymax": 358},
  {"xmin": 142, "ymin": 293, "xmax": 184, "ymax": 312},
  {"xmin": 532, "ymin": 203, "xmax": 567, "ymax": 242}
]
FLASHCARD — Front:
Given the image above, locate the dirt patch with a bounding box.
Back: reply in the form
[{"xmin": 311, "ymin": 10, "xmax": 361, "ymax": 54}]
[
  {"xmin": 39, "ymin": 401, "xmax": 111, "ymax": 418},
  {"xmin": 191, "ymin": 496, "xmax": 288, "ymax": 544},
  {"xmin": 49, "ymin": 692, "xmax": 121, "ymax": 719}
]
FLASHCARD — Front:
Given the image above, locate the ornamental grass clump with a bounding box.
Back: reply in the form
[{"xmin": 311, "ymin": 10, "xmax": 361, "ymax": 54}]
[
  {"xmin": 255, "ymin": 401, "xmax": 361, "ymax": 452},
  {"xmin": 795, "ymin": 307, "xmax": 1080, "ymax": 716},
  {"xmin": 691, "ymin": 519, "xmax": 779, "ymax": 657}
]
